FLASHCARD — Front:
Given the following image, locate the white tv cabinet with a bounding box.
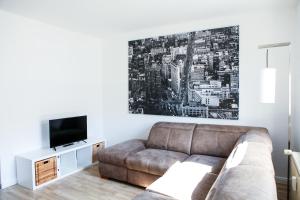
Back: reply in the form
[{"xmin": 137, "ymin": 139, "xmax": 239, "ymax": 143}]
[{"xmin": 16, "ymin": 138, "xmax": 105, "ymax": 190}]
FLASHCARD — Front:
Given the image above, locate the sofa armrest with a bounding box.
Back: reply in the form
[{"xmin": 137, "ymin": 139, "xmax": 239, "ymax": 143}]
[
  {"xmin": 205, "ymin": 165, "xmax": 277, "ymax": 200},
  {"xmin": 98, "ymin": 139, "xmax": 146, "ymax": 167}
]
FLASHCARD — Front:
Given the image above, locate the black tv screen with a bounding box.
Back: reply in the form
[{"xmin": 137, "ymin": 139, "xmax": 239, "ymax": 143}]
[{"xmin": 49, "ymin": 116, "xmax": 87, "ymax": 148}]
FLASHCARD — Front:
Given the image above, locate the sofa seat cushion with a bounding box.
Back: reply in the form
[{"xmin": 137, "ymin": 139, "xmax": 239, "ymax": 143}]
[
  {"xmin": 98, "ymin": 139, "xmax": 146, "ymax": 167},
  {"xmin": 147, "ymin": 161, "xmax": 218, "ymax": 200},
  {"xmin": 126, "ymin": 149, "xmax": 189, "ymax": 176},
  {"xmin": 184, "ymin": 155, "xmax": 226, "ymax": 174}
]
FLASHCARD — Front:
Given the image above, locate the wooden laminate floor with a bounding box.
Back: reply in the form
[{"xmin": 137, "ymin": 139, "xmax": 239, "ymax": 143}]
[
  {"xmin": 0, "ymin": 165, "xmax": 143, "ymax": 200},
  {"xmin": 277, "ymin": 181, "xmax": 288, "ymax": 200},
  {"xmin": 0, "ymin": 165, "xmax": 289, "ymax": 200}
]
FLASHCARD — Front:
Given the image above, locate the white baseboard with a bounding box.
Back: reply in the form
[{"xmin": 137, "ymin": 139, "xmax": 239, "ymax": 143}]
[{"xmin": 275, "ymin": 176, "xmax": 288, "ymax": 184}]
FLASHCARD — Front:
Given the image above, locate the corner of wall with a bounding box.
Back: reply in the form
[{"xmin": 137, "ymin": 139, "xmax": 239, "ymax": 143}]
[{"xmin": 292, "ymin": 2, "xmax": 300, "ymax": 152}]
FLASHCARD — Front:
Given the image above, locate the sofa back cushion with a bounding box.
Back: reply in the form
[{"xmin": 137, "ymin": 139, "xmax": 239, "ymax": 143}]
[
  {"xmin": 205, "ymin": 128, "xmax": 275, "ymax": 200},
  {"xmin": 147, "ymin": 122, "xmax": 196, "ymax": 155},
  {"xmin": 238, "ymin": 129, "xmax": 272, "ymax": 151},
  {"xmin": 191, "ymin": 124, "xmax": 252, "ymax": 157}
]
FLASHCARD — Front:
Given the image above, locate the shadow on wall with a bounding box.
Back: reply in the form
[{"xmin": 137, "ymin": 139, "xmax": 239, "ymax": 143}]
[{"xmin": 41, "ymin": 120, "xmax": 50, "ymax": 148}]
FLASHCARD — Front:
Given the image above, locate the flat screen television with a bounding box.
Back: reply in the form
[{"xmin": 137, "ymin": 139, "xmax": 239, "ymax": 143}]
[{"xmin": 49, "ymin": 116, "xmax": 87, "ymax": 148}]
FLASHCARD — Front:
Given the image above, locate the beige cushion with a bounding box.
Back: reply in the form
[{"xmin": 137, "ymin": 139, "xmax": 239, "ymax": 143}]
[
  {"xmin": 147, "ymin": 126, "xmax": 170, "ymax": 150},
  {"xmin": 226, "ymin": 131, "xmax": 274, "ymax": 175},
  {"xmin": 230, "ymin": 142, "xmax": 274, "ymax": 175},
  {"xmin": 126, "ymin": 149, "xmax": 188, "ymax": 176},
  {"xmin": 147, "ymin": 122, "xmax": 196, "ymax": 154},
  {"xmin": 191, "ymin": 124, "xmax": 251, "ymax": 157},
  {"xmin": 185, "ymin": 155, "xmax": 226, "ymax": 174},
  {"xmin": 98, "ymin": 139, "xmax": 146, "ymax": 167}
]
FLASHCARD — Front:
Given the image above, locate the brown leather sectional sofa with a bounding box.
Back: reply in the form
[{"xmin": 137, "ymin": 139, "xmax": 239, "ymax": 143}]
[{"xmin": 97, "ymin": 122, "xmax": 277, "ymax": 200}]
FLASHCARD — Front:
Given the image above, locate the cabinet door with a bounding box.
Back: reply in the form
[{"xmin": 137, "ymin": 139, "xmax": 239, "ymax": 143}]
[{"xmin": 77, "ymin": 146, "xmax": 92, "ymax": 168}]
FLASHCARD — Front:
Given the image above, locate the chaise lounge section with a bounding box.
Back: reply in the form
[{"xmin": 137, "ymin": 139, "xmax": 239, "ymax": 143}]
[{"xmin": 98, "ymin": 122, "xmax": 276, "ymax": 200}]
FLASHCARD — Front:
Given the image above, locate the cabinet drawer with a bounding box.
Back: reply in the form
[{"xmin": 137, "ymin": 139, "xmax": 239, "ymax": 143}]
[
  {"xmin": 35, "ymin": 157, "xmax": 57, "ymax": 186},
  {"xmin": 92, "ymin": 142, "xmax": 105, "ymax": 163},
  {"xmin": 35, "ymin": 157, "xmax": 56, "ymax": 173}
]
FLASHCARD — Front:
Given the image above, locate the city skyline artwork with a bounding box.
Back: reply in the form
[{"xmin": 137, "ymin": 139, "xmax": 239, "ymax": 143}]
[{"xmin": 128, "ymin": 26, "xmax": 239, "ymax": 120}]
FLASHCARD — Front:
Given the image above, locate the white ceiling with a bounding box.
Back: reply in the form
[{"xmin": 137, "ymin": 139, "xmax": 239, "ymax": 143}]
[{"xmin": 0, "ymin": 0, "xmax": 297, "ymax": 38}]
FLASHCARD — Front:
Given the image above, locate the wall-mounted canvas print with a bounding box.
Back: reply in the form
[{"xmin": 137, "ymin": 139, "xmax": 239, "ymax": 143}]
[{"xmin": 128, "ymin": 26, "xmax": 239, "ymax": 120}]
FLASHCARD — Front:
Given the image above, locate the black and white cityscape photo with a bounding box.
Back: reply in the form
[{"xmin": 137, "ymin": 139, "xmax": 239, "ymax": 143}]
[{"xmin": 128, "ymin": 26, "xmax": 239, "ymax": 120}]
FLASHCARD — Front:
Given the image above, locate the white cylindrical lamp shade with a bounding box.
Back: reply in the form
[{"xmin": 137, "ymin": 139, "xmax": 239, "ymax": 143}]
[{"xmin": 260, "ymin": 68, "xmax": 276, "ymax": 103}]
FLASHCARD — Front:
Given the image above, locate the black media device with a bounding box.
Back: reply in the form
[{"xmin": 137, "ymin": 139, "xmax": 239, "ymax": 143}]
[{"xmin": 49, "ymin": 115, "xmax": 87, "ymax": 150}]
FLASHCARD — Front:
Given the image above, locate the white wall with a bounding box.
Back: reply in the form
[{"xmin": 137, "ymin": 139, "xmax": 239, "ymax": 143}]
[
  {"xmin": 0, "ymin": 10, "xmax": 103, "ymax": 188},
  {"xmin": 102, "ymin": 9, "xmax": 296, "ymax": 179},
  {"xmin": 293, "ymin": 2, "xmax": 300, "ymax": 152},
  {"xmin": 0, "ymin": 5, "xmax": 297, "ymax": 189},
  {"xmin": 0, "ymin": 160, "xmax": 1, "ymax": 189}
]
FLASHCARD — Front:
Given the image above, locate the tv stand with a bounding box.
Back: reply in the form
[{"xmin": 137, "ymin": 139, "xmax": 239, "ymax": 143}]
[
  {"xmin": 82, "ymin": 140, "xmax": 87, "ymax": 143},
  {"xmin": 53, "ymin": 147, "xmax": 56, "ymax": 151},
  {"xmin": 16, "ymin": 138, "xmax": 105, "ymax": 190}
]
